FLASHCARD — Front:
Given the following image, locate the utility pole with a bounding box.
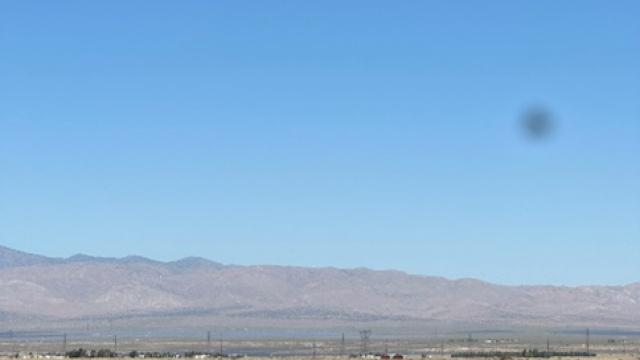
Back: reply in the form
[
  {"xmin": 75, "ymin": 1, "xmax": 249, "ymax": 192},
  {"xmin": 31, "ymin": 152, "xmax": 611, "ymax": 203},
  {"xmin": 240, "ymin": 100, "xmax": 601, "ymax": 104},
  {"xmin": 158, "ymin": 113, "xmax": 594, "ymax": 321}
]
[
  {"xmin": 220, "ymin": 334, "xmax": 223, "ymax": 355},
  {"xmin": 313, "ymin": 340, "xmax": 316, "ymax": 359},
  {"xmin": 340, "ymin": 333, "xmax": 345, "ymax": 357},
  {"xmin": 586, "ymin": 328, "xmax": 590, "ymax": 354},
  {"xmin": 207, "ymin": 331, "xmax": 211, "ymax": 354},
  {"xmin": 546, "ymin": 338, "xmax": 550, "ymax": 354},
  {"xmin": 385, "ymin": 339, "xmax": 389, "ymax": 354},
  {"xmin": 62, "ymin": 333, "xmax": 67, "ymax": 355},
  {"xmin": 440, "ymin": 340, "xmax": 444, "ymax": 360}
]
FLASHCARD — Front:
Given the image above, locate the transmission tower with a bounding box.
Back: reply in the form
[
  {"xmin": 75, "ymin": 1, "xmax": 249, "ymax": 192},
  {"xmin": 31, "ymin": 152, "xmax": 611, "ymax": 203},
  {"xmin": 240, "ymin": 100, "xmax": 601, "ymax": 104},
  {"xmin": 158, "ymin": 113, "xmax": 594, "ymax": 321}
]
[
  {"xmin": 312, "ymin": 339, "xmax": 317, "ymax": 359},
  {"xmin": 359, "ymin": 330, "xmax": 371, "ymax": 354}
]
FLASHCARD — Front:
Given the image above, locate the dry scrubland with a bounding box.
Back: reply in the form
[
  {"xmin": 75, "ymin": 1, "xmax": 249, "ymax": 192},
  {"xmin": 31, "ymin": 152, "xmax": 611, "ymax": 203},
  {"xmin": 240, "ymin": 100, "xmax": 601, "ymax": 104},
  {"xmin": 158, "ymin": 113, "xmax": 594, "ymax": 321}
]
[
  {"xmin": 1, "ymin": 338, "xmax": 639, "ymax": 358},
  {"xmin": 1, "ymin": 357, "xmax": 640, "ymax": 360}
]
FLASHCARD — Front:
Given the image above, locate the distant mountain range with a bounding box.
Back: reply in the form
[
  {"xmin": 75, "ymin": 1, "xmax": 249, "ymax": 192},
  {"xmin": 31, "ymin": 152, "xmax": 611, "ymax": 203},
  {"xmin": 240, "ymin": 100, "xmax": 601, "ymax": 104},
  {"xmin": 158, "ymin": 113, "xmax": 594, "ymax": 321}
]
[{"xmin": 1, "ymin": 245, "xmax": 639, "ymax": 330}]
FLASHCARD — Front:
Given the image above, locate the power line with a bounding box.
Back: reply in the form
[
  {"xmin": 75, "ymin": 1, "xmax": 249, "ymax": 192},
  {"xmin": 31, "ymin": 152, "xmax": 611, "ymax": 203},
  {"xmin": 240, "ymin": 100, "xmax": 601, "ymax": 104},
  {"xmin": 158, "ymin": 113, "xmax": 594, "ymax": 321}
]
[
  {"xmin": 359, "ymin": 330, "xmax": 371, "ymax": 354},
  {"xmin": 586, "ymin": 328, "xmax": 590, "ymax": 354},
  {"xmin": 546, "ymin": 338, "xmax": 550, "ymax": 353},
  {"xmin": 313, "ymin": 339, "xmax": 316, "ymax": 359}
]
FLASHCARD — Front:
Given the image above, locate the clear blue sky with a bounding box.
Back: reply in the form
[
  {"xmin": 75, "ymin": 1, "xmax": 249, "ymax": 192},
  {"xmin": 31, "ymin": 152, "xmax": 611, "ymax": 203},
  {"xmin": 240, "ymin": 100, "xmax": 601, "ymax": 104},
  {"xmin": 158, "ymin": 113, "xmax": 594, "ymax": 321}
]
[{"xmin": 1, "ymin": 1, "xmax": 639, "ymax": 286}]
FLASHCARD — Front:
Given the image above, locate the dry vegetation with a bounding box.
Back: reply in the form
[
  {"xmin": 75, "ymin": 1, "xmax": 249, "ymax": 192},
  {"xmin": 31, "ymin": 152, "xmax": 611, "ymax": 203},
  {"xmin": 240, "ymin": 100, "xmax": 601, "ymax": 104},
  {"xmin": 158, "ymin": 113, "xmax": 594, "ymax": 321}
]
[{"xmin": 1, "ymin": 336, "xmax": 639, "ymax": 359}]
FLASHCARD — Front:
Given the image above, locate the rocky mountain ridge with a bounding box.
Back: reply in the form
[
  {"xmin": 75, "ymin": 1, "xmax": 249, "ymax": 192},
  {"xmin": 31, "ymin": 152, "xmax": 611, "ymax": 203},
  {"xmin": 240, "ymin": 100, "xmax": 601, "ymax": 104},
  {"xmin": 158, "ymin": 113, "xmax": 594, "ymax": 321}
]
[{"xmin": 0, "ymin": 246, "xmax": 638, "ymax": 329}]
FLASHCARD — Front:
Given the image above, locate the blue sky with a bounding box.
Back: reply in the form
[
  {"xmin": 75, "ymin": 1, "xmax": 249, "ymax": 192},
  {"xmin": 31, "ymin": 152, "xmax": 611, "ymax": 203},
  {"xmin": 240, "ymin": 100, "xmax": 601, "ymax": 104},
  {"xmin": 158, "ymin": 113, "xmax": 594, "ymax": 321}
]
[{"xmin": 1, "ymin": 1, "xmax": 639, "ymax": 286}]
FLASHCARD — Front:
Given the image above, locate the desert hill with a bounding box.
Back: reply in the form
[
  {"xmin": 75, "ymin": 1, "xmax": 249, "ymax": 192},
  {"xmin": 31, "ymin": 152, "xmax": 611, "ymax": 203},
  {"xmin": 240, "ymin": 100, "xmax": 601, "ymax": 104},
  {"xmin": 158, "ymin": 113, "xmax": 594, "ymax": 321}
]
[{"xmin": 0, "ymin": 246, "xmax": 638, "ymax": 330}]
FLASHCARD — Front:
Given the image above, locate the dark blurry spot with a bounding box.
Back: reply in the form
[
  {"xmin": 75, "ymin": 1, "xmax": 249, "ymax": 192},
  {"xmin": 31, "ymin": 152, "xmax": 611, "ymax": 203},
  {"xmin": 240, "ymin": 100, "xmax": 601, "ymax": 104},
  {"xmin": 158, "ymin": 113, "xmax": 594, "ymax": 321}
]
[{"xmin": 521, "ymin": 106, "xmax": 553, "ymax": 140}]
